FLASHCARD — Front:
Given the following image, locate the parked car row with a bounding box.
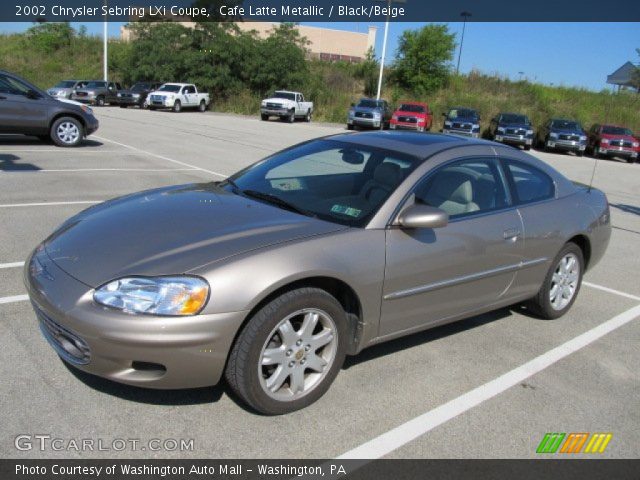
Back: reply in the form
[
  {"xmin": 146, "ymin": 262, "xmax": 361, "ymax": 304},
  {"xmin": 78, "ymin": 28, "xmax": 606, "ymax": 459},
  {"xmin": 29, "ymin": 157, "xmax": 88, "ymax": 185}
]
[{"xmin": 343, "ymin": 97, "xmax": 639, "ymax": 162}]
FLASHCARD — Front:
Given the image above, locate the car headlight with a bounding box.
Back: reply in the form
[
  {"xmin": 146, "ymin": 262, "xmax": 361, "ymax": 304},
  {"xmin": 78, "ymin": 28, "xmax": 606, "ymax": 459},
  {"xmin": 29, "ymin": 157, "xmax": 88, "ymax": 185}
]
[
  {"xmin": 580, "ymin": 135, "xmax": 587, "ymax": 142},
  {"xmin": 601, "ymin": 138, "xmax": 609, "ymax": 144},
  {"xmin": 497, "ymin": 127, "xmax": 505, "ymax": 133},
  {"xmin": 348, "ymin": 110, "xmax": 355, "ymax": 117},
  {"xmin": 526, "ymin": 129, "xmax": 534, "ymax": 135},
  {"xmin": 392, "ymin": 115, "xmax": 398, "ymax": 121},
  {"xmin": 261, "ymin": 101, "xmax": 267, "ymax": 106},
  {"xmin": 94, "ymin": 276, "xmax": 209, "ymax": 316},
  {"xmin": 472, "ymin": 124, "xmax": 480, "ymax": 131},
  {"xmin": 117, "ymin": 93, "xmax": 122, "ymax": 97},
  {"xmin": 132, "ymin": 93, "xmax": 140, "ymax": 98},
  {"xmin": 80, "ymin": 105, "xmax": 93, "ymax": 114},
  {"xmin": 373, "ymin": 112, "xmax": 381, "ymax": 119},
  {"xmin": 633, "ymin": 142, "xmax": 639, "ymax": 148},
  {"xmin": 549, "ymin": 132, "xmax": 558, "ymax": 139},
  {"xmin": 444, "ymin": 121, "xmax": 452, "ymax": 127}
]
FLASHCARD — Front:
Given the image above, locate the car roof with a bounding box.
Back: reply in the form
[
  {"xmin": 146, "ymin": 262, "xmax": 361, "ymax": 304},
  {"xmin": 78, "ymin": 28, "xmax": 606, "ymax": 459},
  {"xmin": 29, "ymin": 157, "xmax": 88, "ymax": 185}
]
[{"xmin": 326, "ymin": 131, "xmax": 488, "ymax": 158}]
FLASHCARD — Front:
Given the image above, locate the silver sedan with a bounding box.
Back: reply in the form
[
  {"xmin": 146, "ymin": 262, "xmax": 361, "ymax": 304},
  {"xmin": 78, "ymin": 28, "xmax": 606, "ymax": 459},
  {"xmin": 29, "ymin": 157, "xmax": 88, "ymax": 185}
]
[{"xmin": 25, "ymin": 131, "xmax": 611, "ymax": 414}]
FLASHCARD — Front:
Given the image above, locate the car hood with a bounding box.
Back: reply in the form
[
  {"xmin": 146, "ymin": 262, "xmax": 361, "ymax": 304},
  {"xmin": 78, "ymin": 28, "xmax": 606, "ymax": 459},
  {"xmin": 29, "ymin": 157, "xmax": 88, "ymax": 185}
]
[
  {"xmin": 601, "ymin": 133, "xmax": 636, "ymax": 141},
  {"xmin": 551, "ymin": 128, "xmax": 583, "ymax": 135},
  {"xmin": 44, "ymin": 184, "xmax": 347, "ymax": 287},
  {"xmin": 353, "ymin": 106, "xmax": 381, "ymax": 113},
  {"xmin": 448, "ymin": 117, "xmax": 478, "ymax": 124},
  {"xmin": 499, "ymin": 123, "xmax": 531, "ymax": 129},
  {"xmin": 120, "ymin": 89, "xmax": 144, "ymax": 95},
  {"xmin": 264, "ymin": 97, "xmax": 293, "ymax": 104},
  {"xmin": 395, "ymin": 110, "xmax": 426, "ymax": 117}
]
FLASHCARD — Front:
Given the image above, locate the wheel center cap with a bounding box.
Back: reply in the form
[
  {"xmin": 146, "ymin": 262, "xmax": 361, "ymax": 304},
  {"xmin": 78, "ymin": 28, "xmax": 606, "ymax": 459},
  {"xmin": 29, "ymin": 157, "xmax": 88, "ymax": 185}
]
[{"xmin": 295, "ymin": 349, "xmax": 304, "ymax": 361}]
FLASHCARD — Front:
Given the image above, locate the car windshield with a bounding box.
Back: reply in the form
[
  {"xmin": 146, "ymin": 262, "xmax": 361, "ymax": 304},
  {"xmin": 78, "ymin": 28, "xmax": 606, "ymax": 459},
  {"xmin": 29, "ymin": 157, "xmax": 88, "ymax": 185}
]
[
  {"xmin": 54, "ymin": 81, "xmax": 76, "ymax": 88},
  {"xmin": 448, "ymin": 108, "xmax": 477, "ymax": 120},
  {"xmin": 158, "ymin": 84, "xmax": 181, "ymax": 92},
  {"xmin": 131, "ymin": 83, "xmax": 151, "ymax": 91},
  {"xmin": 399, "ymin": 104, "xmax": 426, "ymax": 113},
  {"xmin": 221, "ymin": 139, "xmax": 421, "ymax": 228},
  {"xmin": 551, "ymin": 120, "xmax": 580, "ymax": 130},
  {"xmin": 357, "ymin": 99, "xmax": 382, "ymax": 108},
  {"xmin": 273, "ymin": 91, "xmax": 296, "ymax": 100},
  {"xmin": 86, "ymin": 81, "xmax": 106, "ymax": 88},
  {"xmin": 602, "ymin": 126, "xmax": 633, "ymax": 136},
  {"xmin": 501, "ymin": 114, "xmax": 529, "ymax": 125}
]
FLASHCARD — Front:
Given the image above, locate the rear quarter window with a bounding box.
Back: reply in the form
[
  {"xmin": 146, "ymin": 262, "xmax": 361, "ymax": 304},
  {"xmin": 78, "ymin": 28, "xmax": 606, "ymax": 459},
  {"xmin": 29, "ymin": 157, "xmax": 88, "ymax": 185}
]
[{"xmin": 504, "ymin": 160, "xmax": 555, "ymax": 204}]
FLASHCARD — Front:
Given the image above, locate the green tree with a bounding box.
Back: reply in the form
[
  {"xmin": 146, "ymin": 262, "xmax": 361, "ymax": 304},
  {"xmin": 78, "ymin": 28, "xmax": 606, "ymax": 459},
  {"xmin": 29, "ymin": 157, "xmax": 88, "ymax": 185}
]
[
  {"xmin": 631, "ymin": 48, "xmax": 640, "ymax": 92},
  {"xmin": 354, "ymin": 48, "xmax": 379, "ymax": 97},
  {"xmin": 24, "ymin": 22, "xmax": 75, "ymax": 52},
  {"xmin": 393, "ymin": 24, "xmax": 456, "ymax": 95}
]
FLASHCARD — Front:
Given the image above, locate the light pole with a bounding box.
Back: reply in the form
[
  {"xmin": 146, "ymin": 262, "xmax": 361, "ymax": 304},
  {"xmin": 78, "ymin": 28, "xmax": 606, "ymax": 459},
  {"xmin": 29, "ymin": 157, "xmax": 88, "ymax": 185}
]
[
  {"xmin": 456, "ymin": 11, "xmax": 471, "ymax": 75},
  {"xmin": 375, "ymin": 0, "xmax": 406, "ymax": 100},
  {"xmin": 103, "ymin": 0, "xmax": 108, "ymax": 81},
  {"xmin": 518, "ymin": 71, "xmax": 525, "ymax": 81}
]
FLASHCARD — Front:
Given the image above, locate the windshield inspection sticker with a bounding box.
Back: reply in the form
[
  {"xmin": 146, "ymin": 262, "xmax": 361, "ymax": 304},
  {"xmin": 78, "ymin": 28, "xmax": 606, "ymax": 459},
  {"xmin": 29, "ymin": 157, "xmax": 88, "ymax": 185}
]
[{"xmin": 331, "ymin": 204, "xmax": 362, "ymax": 217}]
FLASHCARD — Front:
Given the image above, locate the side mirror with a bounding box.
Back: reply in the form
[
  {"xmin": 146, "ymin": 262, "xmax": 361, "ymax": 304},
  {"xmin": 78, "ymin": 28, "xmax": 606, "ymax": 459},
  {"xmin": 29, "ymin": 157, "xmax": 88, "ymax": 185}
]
[{"xmin": 397, "ymin": 204, "xmax": 449, "ymax": 229}]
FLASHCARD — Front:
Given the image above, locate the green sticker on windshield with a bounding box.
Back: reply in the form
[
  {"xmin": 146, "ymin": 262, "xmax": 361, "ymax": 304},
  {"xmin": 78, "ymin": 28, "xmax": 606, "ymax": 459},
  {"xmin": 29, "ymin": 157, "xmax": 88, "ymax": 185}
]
[{"xmin": 331, "ymin": 204, "xmax": 362, "ymax": 217}]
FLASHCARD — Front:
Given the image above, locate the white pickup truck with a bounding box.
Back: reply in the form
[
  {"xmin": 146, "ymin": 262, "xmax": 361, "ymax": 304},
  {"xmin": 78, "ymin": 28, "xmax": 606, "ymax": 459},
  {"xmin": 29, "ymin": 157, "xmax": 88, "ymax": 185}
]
[
  {"xmin": 260, "ymin": 90, "xmax": 313, "ymax": 123},
  {"xmin": 148, "ymin": 83, "xmax": 210, "ymax": 112}
]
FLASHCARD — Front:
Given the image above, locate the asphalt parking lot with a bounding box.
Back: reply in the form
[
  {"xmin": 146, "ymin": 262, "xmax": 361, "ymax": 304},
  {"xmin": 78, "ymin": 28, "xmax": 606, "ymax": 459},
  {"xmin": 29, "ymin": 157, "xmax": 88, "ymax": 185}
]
[{"xmin": 1, "ymin": 107, "xmax": 639, "ymax": 459}]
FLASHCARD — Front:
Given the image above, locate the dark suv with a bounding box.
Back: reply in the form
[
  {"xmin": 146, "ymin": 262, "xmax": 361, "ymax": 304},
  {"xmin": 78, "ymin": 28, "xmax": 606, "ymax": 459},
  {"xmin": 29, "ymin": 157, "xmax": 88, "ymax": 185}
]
[
  {"xmin": 536, "ymin": 118, "xmax": 587, "ymax": 156},
  {"xmin": 487, "ymin": 113, "xmax": 534, "ymax": 150},
  {"xmin": 442, "ymin": 107, "xmax": 481, "ymax": 137},
  {"xmin": 117, "ymin": 81, "xmax": 163, "ymax": 108},
  {"xmin": 0, "ymin": 70, "xmax": 99, "ymax": 147},
  {"xmin": 71, "ymin": 80, "xmax": 123, "ymax": 106}
]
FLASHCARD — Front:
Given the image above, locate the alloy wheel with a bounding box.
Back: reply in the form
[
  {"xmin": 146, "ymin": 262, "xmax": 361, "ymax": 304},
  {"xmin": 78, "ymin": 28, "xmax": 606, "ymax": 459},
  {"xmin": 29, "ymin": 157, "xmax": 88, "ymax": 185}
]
[
  {"xmin": 258, "ymin": 308, "xmax": 338, "ymax": 402},
  {"xmin": 549, "ymin": 253, "xmax": 580, "ymax": 311}
]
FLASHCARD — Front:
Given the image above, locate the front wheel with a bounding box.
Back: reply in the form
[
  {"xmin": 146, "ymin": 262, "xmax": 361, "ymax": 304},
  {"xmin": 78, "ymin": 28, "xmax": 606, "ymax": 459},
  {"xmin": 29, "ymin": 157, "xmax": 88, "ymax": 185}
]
[
  {"xmin": 261, "ymin": 114, "xmax": 269, "ymax": 121},
  {"xmin": 526, "ymin": 242, "xmax": 584, "ymax": 319},
  {"xmin": 50, "ymin": 117, "xmax": 84, "ymax": 147},
  {"xmin": 287, "ymin": 110, "xmax": 295, "ymax": 123},
  {"xmin": 173, "ymin": 100, "xmax": 182, "ymax": 113},
  {"xmin": 225, "ymin": 288, "xmax": 347, "ymax": 415},
  {"xmin": 96, "ymin": 96, "xmax": 105, "ymax": 107},
  {"xmin": 119, "ymin": 105, "xmax": 127, "ymax": 109},
  {"xmin": 347, "ymin": 124, "xmax": 354, "ymax": 130}
]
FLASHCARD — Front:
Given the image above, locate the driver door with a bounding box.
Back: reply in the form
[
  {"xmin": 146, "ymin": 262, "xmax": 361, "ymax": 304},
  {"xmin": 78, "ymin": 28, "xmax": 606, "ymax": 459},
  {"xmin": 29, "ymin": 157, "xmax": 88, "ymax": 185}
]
[
  {"xmin": 0, "ymin": 73, "xmax": 49, "ymax": 133},
  {"xmin": 380, "ymin": 157, "xmax": 523, "ymax": 336}
]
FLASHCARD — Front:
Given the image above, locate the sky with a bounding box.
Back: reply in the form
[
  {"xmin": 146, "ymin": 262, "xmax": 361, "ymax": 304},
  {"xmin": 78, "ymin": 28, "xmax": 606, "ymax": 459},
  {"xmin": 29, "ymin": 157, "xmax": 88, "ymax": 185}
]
[{"xmin": 1, "ymin": 21, "xmax": 638, "ymax": 91}]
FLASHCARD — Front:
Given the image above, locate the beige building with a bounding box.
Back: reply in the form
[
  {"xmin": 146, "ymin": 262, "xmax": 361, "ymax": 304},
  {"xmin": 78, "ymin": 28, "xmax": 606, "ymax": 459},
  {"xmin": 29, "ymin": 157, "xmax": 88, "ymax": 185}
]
[{"xmin": 120, "ymin": 22, "xmax": 376, "ymax": 62}]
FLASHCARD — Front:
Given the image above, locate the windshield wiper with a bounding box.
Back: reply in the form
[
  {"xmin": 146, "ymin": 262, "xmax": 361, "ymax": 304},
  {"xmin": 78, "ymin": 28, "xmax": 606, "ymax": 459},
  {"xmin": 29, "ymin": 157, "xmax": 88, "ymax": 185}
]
[{"xmin": 241, "ymin": 190, "xmax": 316, "ymax": 218}]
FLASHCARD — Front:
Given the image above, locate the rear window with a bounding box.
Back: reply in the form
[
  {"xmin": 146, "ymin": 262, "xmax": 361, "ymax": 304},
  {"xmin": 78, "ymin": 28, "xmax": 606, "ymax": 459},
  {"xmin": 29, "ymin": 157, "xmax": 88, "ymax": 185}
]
[{"xmin": 504, "ymin": 160, "xmax": 554, "ymax": 204}]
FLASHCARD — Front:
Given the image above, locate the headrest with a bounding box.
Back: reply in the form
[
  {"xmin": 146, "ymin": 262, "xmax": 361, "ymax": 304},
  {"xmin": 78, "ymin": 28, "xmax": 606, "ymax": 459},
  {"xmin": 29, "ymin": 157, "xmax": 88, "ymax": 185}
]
[
  {"xmin": 373, "ymin": 162, "xmax": 402, "ymax": 188},
  {"xmin": 430, "ymin": 171, "xmax": 474, "ymax": 204}
]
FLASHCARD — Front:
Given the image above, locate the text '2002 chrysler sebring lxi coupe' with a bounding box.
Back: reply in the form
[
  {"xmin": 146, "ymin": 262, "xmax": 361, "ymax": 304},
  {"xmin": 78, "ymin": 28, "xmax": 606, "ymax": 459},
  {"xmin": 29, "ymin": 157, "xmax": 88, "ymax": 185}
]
[{"xmin": 25, "ymin": 132, "xmax": 611, "ymax": 414}]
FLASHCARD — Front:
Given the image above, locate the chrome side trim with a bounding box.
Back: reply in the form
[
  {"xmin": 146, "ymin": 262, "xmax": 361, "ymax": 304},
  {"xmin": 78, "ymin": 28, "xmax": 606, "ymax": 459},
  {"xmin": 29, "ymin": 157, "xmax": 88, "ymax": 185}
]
[{"xmin": 384, "ymin": 257, "xmax": 548, "ymax": 300}]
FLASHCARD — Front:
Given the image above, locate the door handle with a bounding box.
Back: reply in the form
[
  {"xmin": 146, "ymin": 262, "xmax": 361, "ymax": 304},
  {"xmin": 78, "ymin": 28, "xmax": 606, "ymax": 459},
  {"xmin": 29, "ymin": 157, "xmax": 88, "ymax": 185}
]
[{"xmin": 503, "ymin": 228, "xmax": 521, "ymax": 241}]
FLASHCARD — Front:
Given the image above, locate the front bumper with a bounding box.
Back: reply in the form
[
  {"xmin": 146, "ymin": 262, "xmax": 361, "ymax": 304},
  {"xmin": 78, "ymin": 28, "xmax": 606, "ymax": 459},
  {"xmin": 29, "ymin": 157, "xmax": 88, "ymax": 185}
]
[
  {"xmin": 348, "ymin": 117, "xmax": 382, "ymax": 128},
  {"xmin": 390, "ymin": 121, "xmax": 425, "ymax": 131},
  {"xmin": 24, "ymin": 248, "xmax": 246, "ymax": 389},
  {"xmin": 261, "ymin": 107, "xmax": 289, "ymax": 116},
  {"xmin": 443, "ymin": 128, "xmax": 479, "ymax": 138},
  {"xmin": 598, "ymin": 146, "xmax": 638, "ymax": 158},
  {"xmin": 495, "ymin": 134, "xmax": 533, "ymax": 146},
  {"xmin": 118, "ymin": 96, "xmax": 143, "ymax": 106},
  {"xmin": 547, "ymin": 139, "xmax": 586, "ymax": 152},
  {"xmin": 84, "ymin": 115, "xmax": 99, "ymax": 136}
]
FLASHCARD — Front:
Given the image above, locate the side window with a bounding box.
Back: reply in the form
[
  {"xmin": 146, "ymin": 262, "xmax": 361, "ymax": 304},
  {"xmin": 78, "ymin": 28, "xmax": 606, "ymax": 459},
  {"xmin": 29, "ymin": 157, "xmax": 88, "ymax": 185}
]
[
  {"xmin": 503, "ymin": 160, "xmax": 554, "ymax": 204},
  {"xmin": 414, "ymin": 159, "xmax": 508, "ymax": 219},
  {"xmin": 0, "ymin": 74, "xmax": 31, "ymax": 95}
]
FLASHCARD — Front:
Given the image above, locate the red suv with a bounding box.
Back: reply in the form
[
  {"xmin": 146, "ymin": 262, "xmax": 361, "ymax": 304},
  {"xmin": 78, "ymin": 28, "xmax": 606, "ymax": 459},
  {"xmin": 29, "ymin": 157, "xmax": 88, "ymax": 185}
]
[
  {"xmin": 390, "ymin": 102, "xmax": 433, "ymax": 132},
  {"xmin": 587, "ymin": 124, "xmax": 639, "ymax": 162}
]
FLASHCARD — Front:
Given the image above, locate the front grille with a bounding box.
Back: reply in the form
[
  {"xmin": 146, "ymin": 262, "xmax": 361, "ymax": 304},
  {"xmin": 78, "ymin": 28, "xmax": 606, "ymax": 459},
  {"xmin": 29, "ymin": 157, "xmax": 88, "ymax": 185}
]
[
  {"xmin": 559, "ymin": 134, "xmax": 580, "ymax": 141},
  {"xmin": 609, "ymin": 139, "xmax": 633, "ymax": 148},
  {"xmin": 266, "ymin": 102, "xmax": 283, "ymax": 109},
  {"xmin": 121, "ymin": 93, "xmax": 133, "ymax": 98},
  {"xmin": 34, "ymin": 304, "xmax": 90, "ymax": 365},
  {"xmin": 452, "ymin": 122, "xmax": 472, "ymax": 130},
  {"xmin": 398, "ymin": 116, "xmax": 418, "ymax": 123},
  {"xmin": 506, "ymin": 128, "xmax": 527, "ymax": 136},
  {"xmin": 355, "ymin": 111, "xmax": 373, "ymax": 119}
]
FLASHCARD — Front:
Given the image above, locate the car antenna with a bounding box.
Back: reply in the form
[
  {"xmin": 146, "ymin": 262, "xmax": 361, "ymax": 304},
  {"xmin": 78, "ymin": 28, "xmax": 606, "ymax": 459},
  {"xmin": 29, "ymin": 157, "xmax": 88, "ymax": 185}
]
[{"xmin": 588, "ymin": 156, "xmax": 598, "ymax": 192}]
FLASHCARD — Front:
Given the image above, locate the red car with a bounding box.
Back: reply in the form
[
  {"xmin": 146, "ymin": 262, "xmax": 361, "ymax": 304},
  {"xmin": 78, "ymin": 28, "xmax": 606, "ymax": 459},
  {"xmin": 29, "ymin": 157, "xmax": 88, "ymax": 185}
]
[
  {"xmin": 390, "ymin": 102, "xmax": 433, "ymax": 132},
  {"xmin": 587, "ymin": 124, "xmax": 639, "ymax": 162}
]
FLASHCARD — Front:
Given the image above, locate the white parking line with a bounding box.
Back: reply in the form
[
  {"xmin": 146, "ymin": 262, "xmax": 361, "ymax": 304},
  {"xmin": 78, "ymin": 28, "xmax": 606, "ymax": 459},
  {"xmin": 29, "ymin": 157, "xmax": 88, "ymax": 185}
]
[
  {"xmin": 584, "ymin": 281, "xmax": 640, "ymax": 302},
  {"xmin": 1, "ymin": 168, "xmax": 200, "ymax": 173},
  {"xmin": 0, "ymin": 294, "xmax": 29, "ymax": 305},
  {"xmin": 93, "ymin": 135, "xmax": 228, "ymax": 178},
  {"xmin": 337, "ymin": 303, "xmax": 640, "ymax": 459},
  {"xmin": 0, "ymin": 262, "xmax": 24, "ymax": 269},
  {"xmin": 0, "ymin": 200, "xmax": 101, "ymax": 208}
]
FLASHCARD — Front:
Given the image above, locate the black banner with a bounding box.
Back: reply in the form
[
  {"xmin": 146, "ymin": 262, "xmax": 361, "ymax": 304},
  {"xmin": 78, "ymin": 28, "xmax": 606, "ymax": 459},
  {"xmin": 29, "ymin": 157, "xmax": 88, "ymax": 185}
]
[
  {"xmin": 2, "ymin": 459, "xmax": 640, "ymax": 480},
  {"xmin": 2, "ymin": 0, "xmax": 640, "ymax": 23}
]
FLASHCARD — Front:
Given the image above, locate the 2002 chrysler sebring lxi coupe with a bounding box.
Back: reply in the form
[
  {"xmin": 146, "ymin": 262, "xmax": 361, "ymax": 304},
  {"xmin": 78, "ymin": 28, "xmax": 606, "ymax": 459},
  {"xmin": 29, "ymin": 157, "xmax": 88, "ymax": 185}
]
[{"xmin": 25, "ymin": 132, "xmax": 611, "ymax": 414}]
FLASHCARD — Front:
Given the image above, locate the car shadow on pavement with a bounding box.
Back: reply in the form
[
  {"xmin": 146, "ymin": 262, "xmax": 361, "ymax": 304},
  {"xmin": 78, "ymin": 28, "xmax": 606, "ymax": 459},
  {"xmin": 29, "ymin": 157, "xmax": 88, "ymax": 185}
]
[
  {"xmin": 0, "ymin": 135, "xmax": 103, "ymax": 148},
  {"xmin": 0, "ymin": 154, "xmax": 41, "ymax": 171},
  {"xmin": 343, "ymin": 307, "xmax": 519, "ymax": 369},
  {"xmin": 63, "ymin": 362, "xmax": 225, "ymax": 406},
  {"xmin": 610, "ymin": 203, "xmax": 640, "ymax": 217}
]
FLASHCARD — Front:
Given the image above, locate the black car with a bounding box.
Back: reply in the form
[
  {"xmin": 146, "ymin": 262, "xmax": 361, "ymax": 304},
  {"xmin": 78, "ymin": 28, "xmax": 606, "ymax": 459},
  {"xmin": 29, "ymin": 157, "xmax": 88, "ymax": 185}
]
[
  {"xmin": 0, "ymin": 70, "xmax": 99, "ymax": 147},
  {"xmin": 536, "ymin": 119, "xmax": 587, "ymax": 156},
  {"xmin": 487, "ymin": 113, "xmax": 534, "ymax": 150},
  {"xmin": 117, "ymin": 81, "xmax": 163, "ymax": 108},
  {"xmin": 442, "ymin": 107, "xmax": 481, "ymax": 138}
]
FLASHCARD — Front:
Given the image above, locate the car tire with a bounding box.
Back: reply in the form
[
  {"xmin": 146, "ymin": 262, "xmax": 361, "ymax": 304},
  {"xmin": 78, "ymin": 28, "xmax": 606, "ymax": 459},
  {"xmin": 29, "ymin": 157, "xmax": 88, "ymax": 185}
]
[
  {"xmin": 225, "ymin": 287, "xmax": 348, "ymax": 415},
  {"xmin": 173, "ymin": 100, "xmax": 182, "ymax": 113},
  {"xmin": 305, "ymin": 110, "xmax": 312, "ymax": 122},
  {"xmin": 96, "ymin": 96, "xmax": 105, "ymax": 107},
  {"xmin": 50, "ymin": 117, "xmax": 84, "ymax": 147},
  {"xmin": 198, "ymin": 100, "xmax": 207, "ymax": 112},
  {"xmin": 526, "ymin": 242, "xmax": 584, "ymax": 320},
  {"xmin": 119, "ymin": 105, "xmax": 127, "ymax": 108},
  {"xmin": 149, "ymin": 106, "xmax": 156, "ymax": 111},
  {"xmin": 261, "ymin": 114, "xmax": 269, "ymax": 121},
  {"xmin": 577, "ymin": 151, "xmax": 584, "ymax": 157},
  {"xmin": 347, "ymin": 124, "xmax": 354, "ymax": 130},
  {"xmin": 288, "ymin": 110, "xmax": 295, "ymax": 123}
]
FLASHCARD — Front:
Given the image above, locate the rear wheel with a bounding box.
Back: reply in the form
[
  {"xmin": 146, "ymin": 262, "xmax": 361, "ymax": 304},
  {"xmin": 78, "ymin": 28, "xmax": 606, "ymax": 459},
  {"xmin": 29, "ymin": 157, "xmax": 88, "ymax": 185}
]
[
  {"xmin": 50, "ymin": 117, "xmax": 84, "ymax": 147},
  {"xmin": 305, "ymin": 110, "xmax": 312, "ymax": 122},
  {"xmin": 225, "ymin": 288, "xmax": 347, "ymax": 415},
  {"xmin": 526, "ymin": 242, "xmax": 583, "ymax": 319},
  {"xmin": 198, "ymin": 100, "xmax": 207, "ymax": 112}
]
